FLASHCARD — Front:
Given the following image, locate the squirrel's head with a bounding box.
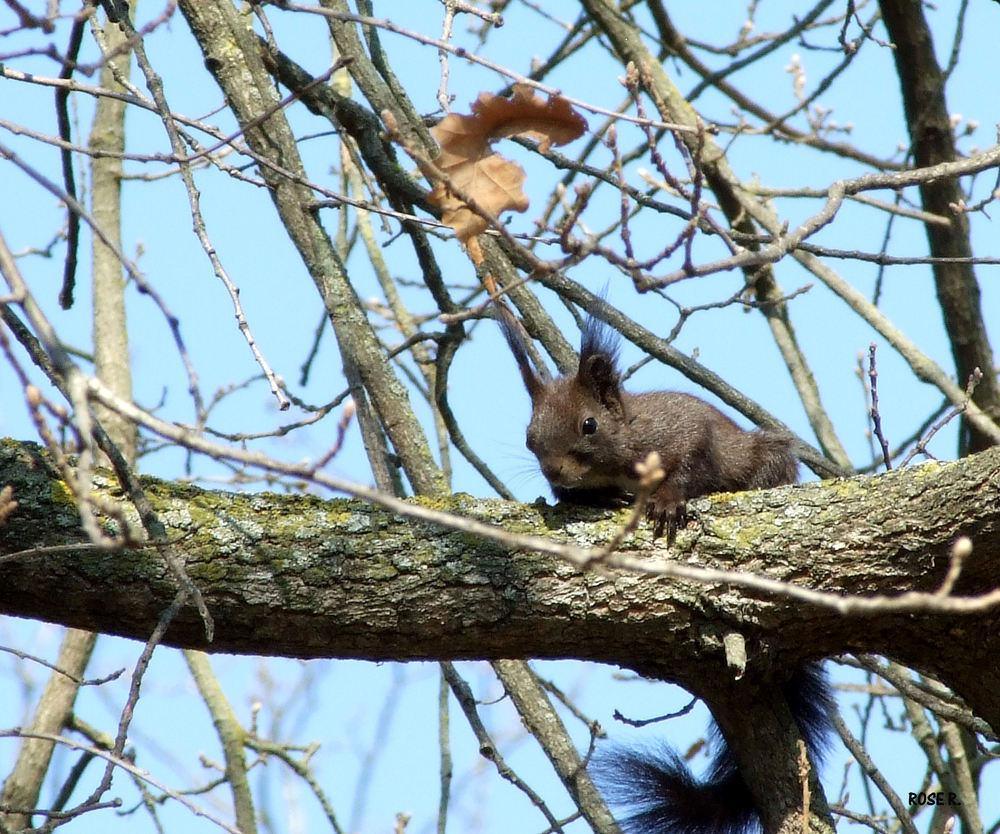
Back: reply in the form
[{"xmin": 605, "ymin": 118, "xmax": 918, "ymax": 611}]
[{"xmin": 500, "ymin": 313, "xmax": 632, "ymax": 491}]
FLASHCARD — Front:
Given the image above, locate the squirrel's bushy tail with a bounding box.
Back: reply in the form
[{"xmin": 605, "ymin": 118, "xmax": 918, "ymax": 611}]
[{"xmin": 593, "ymin": 664, "xmax": 833, "ymax": 834}]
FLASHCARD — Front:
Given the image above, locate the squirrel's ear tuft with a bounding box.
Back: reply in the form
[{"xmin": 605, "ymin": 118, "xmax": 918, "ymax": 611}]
[
  {"xmin": 578, "ymin": 316, "xmax": 624, "ymax": 415},
  {"xmin": 579, "ymin": 315, "xmax": 620, "ymax": 367},
  {"xmin": 579, "ymin": 353, "xmax": 624, "ymax": 416}
]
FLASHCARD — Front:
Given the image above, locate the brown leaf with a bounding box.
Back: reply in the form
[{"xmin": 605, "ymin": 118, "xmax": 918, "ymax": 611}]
[{"xmin": 428, "ymin": 84, "xmax": 587, "ymax": 247}]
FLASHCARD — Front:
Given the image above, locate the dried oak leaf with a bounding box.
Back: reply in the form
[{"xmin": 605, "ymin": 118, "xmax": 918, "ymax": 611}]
[{"xmin": 428, "ymin": 84, "xmax": 587, "ymax": 247}]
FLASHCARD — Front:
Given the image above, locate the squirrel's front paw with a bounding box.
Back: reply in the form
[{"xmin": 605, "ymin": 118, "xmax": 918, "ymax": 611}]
[{"xmin": 646, "ymin": 484, "xmax": 687, "ymax": 541}]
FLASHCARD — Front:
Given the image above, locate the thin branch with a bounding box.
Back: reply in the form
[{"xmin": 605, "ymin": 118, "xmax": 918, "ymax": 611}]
[{"xmin": 0, "ymin": 730, "xmax": 245, "ymax": 834}]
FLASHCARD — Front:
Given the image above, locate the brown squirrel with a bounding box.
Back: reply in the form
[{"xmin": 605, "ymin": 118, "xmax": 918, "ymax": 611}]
[
  {"xmin": 499, "ymin": 312, "xmax": 799, "ymax": 537},
  {"xmin": 499, "ymin": 309, "xmax": 833, "ymax": 834}
]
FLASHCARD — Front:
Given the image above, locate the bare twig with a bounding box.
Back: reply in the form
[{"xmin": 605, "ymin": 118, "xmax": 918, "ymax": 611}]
[{"xmin": 867, "ymin": 344, "xmax": 892, "ymax": 471}]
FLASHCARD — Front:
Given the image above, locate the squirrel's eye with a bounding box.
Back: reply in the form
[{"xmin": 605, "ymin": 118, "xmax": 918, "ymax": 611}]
[{"xmin": 581, "ymin": 417, "xmax": 598, "ymax": 435}]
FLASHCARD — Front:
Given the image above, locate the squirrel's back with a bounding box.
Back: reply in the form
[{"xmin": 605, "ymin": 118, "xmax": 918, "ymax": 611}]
[{"xmin": 623, "ymin": 390, "xmax": 798, "ymax": 496}]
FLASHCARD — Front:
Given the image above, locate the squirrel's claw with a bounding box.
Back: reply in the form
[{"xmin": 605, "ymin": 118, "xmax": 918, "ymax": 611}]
[{"xmin": 647, "ymin": 483, "xmax": 686, "ymax": 541}]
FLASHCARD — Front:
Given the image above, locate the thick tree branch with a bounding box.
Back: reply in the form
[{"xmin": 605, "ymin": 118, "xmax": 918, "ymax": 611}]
[{"xmin": 1, "ymin": 438, "xmax": 999, "ymax": 717}]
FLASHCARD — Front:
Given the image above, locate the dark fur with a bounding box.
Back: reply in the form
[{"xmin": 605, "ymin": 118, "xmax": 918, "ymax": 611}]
[
  {"xmin": 591, "ymin": 665, "xmax": 833, "ymax": 834},
  {"xmin": 501, "ymin": 313, "xmax": 798, "ymax": 536}
]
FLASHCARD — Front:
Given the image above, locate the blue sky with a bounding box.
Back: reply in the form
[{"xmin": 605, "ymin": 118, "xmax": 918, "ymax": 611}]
[{"xmin": 1, "ymin": 2, "xmax": 999, "ymax": 833}]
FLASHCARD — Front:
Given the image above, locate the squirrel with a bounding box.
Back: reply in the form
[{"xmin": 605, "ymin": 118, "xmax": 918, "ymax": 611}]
[
  {"xmin": 498, "ymin": 311, "xmax": 799, "ymax": 537},
  {"xmin": 498, "ymin": 308, "xmax": 834, "ymax": 834}
]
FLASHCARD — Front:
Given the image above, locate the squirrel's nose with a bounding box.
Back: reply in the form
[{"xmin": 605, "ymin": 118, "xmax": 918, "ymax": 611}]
[{"xmin": 540, "ymin": 460, "xmax": 567, "ymax": 485}]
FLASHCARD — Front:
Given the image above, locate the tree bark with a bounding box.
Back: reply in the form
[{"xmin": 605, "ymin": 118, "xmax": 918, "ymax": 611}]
[{"xmin": 1, "ymin": 438, "xmax": 999, "ymax": 720}]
